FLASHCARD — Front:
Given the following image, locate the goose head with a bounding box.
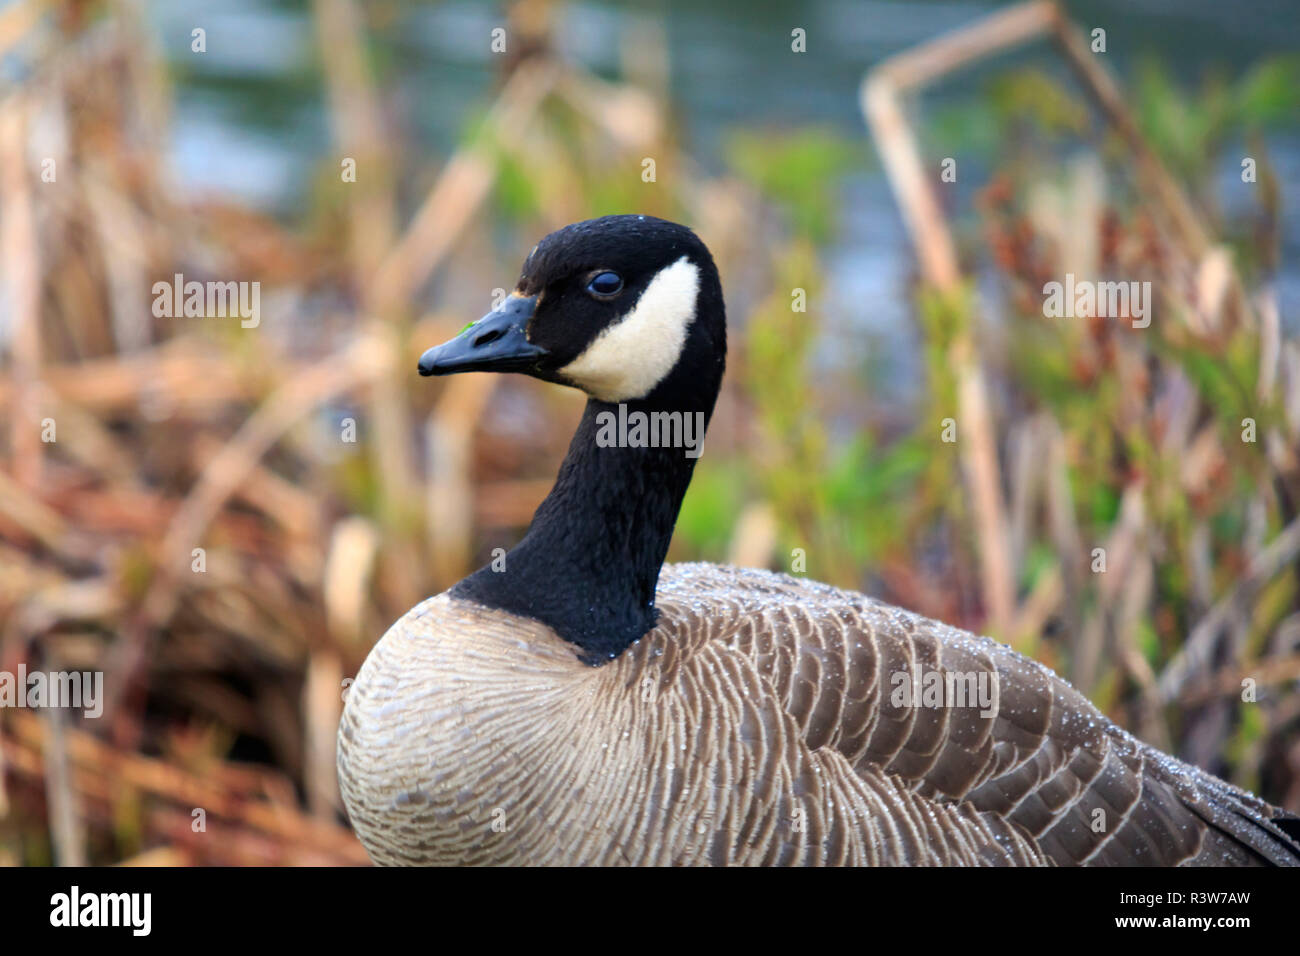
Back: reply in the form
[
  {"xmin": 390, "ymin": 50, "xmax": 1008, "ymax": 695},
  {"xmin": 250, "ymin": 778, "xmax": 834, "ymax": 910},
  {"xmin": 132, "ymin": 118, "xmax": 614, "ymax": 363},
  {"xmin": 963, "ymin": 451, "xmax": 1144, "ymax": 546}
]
[
  {"xmin": 418, "ymin": 214, "xmax": 726, "ymax": 407},
  {"xmin": 414, "ymin": 215, "xmax": 729, "ymax": 662}
]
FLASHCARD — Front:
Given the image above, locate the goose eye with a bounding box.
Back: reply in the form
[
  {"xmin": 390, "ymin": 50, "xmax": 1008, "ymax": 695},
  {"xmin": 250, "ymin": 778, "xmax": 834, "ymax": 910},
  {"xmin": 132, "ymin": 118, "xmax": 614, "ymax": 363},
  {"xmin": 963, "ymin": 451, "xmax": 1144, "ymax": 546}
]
[{"xmin": 586, "ymin": 272, "xmax": 623, "ymax": 298}]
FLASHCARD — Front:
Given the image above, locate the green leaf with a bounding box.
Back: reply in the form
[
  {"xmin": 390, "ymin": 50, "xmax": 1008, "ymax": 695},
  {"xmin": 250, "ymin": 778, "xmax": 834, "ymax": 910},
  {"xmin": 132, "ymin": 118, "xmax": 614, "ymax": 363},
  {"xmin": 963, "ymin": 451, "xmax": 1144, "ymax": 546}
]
[{"xmin": 1236, "ymin": 56, "xmax": 1300, "ymax": 127}]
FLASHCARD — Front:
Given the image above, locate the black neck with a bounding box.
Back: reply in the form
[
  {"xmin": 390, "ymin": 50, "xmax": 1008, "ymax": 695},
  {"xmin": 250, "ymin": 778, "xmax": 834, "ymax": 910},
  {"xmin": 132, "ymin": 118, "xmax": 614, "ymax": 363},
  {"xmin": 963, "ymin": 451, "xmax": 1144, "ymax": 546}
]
[{"xmin": 451, "ymin": 389, "xmax": 715, "ymax": 663}]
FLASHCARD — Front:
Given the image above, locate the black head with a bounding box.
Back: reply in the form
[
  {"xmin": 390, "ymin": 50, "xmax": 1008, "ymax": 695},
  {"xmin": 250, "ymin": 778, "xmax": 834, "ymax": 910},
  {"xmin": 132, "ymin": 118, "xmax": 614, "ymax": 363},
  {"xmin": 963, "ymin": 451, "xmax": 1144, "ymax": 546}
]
[{"xmin": 419, "ymin": 215, "xmax": 726, "ymax": 406}]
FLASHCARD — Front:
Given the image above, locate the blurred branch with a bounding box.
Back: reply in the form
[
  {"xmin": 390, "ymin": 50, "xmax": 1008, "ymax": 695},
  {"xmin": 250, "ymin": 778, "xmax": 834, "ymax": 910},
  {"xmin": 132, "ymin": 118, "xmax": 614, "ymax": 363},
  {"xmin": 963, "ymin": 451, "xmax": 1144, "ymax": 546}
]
[
  {"xmin": 3, "ymin": 711, "xmax": 369, "ymax": 865},
  {"xmin": 144, "ymin": 336, "xmax": 391, "ymax": 626},
  {"xmin": 370, "ymin": 59, "xmax": 559, "ymax": 309},
  {"xmin": 861, "ymin": 6, "xmax": 1051, "ymax": 636},
  {"xmin": 1158, "ymin": 515, "xmax": 1300, "ymax": 704},
  {"xmin": 0, "ymin": 95, "xmax": 44, "ymax": 488}
]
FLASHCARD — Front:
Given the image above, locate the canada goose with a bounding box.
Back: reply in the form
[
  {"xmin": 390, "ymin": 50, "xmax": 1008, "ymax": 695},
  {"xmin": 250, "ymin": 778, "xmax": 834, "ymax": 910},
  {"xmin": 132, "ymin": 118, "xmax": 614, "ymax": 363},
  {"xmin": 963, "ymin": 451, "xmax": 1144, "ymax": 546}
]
[{"xmin": 337, "ymin": 214, "xmax": 1300, "ymax": 866}]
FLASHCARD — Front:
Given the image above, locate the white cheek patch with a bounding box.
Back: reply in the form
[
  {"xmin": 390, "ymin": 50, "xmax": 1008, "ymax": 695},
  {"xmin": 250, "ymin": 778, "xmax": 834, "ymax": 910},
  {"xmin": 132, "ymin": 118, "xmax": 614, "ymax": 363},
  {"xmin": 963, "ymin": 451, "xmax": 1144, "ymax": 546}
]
[{"xmin": 558, "ymin": 257, "xmax": 699, "ymax": 402}]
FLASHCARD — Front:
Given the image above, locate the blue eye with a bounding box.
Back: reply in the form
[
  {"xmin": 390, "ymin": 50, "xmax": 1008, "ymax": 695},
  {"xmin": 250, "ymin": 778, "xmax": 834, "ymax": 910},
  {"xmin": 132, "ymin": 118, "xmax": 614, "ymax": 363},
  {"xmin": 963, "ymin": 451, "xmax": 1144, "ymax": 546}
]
[{"xmin": 587, "ymin": 272, "xmax": 623, "ymax": 297}]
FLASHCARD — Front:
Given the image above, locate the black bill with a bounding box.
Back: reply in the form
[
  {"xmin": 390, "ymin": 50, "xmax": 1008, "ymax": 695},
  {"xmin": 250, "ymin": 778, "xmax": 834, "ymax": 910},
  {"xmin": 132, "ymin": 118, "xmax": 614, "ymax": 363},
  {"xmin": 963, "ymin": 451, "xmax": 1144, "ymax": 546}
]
[{"xmin": 418, "ymin": 294, "xmax": 547, "ymax": 376}]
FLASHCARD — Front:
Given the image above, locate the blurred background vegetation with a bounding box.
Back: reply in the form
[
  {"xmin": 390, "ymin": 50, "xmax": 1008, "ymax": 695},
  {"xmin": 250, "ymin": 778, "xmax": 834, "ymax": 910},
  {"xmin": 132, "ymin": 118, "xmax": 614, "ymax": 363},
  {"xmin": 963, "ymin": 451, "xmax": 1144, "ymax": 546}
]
[{"xmin": 0, "ymin": 0, "xmax": 1298, "ymax": 864}]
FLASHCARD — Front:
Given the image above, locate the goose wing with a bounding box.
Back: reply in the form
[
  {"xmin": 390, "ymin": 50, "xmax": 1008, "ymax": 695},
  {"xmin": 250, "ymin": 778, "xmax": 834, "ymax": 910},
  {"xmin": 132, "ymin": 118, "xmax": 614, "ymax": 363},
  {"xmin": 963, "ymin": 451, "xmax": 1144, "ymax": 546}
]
[{"xmin": 652, "ymin": 563, "xmax": 1300, "ymax": 866}]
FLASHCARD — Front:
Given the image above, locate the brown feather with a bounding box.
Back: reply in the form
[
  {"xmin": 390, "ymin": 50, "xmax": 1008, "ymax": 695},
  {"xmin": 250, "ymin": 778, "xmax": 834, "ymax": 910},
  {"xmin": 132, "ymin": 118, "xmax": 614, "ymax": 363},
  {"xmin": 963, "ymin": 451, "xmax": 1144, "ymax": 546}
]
[{"xmin": 337, "ymin": 563, "xmax": 1300, "ymax": 866}]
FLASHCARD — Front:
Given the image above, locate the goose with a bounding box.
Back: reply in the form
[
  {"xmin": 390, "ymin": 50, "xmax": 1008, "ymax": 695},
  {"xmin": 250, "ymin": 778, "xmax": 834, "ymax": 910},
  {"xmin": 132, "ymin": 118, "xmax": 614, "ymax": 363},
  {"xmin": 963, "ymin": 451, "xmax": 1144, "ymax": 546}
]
[{"xmin": 337, "ymin": 214, "xmax": 1300, "ymax": 866}]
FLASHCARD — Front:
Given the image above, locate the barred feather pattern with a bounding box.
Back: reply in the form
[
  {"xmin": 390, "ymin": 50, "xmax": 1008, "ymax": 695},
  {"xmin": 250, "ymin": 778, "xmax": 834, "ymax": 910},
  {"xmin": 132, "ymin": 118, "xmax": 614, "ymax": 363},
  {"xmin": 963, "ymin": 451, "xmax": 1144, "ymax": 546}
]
[{"xmin": 337, "ymin": 563, "xmax": 1300, "ymax": 866}]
